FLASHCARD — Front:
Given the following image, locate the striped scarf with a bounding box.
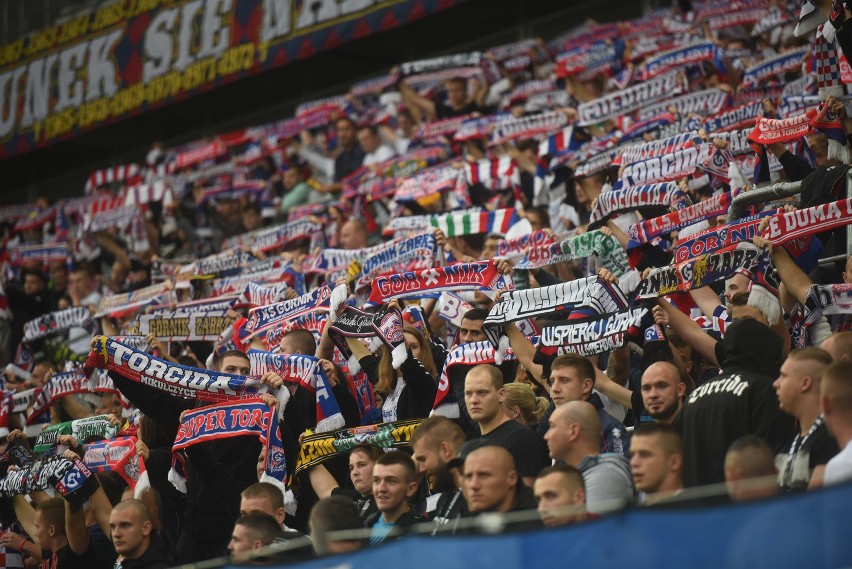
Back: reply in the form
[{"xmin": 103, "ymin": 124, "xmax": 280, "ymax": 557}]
[
  {"xmin": 233, "ymin": 282, "xmax": 291, "ymax": 309},
  {"xmin": 673, "ymin": 212, "xmax": 773, "ymax": 263},
  {"xmin": 85, "ymin": 336, "xmax": 269, "ymax": 404},
  {"xmin": 0, "ymin": 445, "xmax": 97, "ymax": 505},
  {"xmin": 248, "ymin": 350, "xmax": 344, "ymax": 433},
  {"xmin": 618, "ymin": 132, "xmax": 702, "ymax": 166},
  {"xmin": 742, "ymin": 48, "xmax": 809, "ymax": 87},
  {"xmin": 430, "ymin": 208, "xmax": 520, "ymax": 237},
  {"xmin": 628, "ymin": 189, "xmax": 741, "ymax": 248},
  {"xmin": 34, "ymin": 415, "xmax": 119, "ymax": 453},
  {"xmin": 95, "ymin": 281, "xmax": 174, "ymax": 318},
  {"xmin": 496, "ymin": 230, "xmax": 555, "ymax": 260},
  {"xmin": 703, "ymin": 101, "xmax": 763, "ymax": 133},
  {"xmin": 762, "ymin": 197, "xmax": 852, "ymax": 246},
  {"xmin": 577, "ymin": 72, "xmax": 683, "ymax": 125},
  {"xmin": 639, "ymin": 41, "xmax": 722, "ymax": 80},
  {"xmin": 7, "ymin": 243, "xmax": 68, "ymax": 267},
  {"xmin": 27, "ymin": 371, "xmax": 118, "ymax": 424},
  {"xmin": 328, "ymin": 306, "xmax": 408, "ymax": 372},
  {"xmin": 636, "ymin": 89, "xmax": 730, "ymax": 122},
  {"xmin": 368, "ymin": 260, "xmax": 514, "ymax": 304},
  {"xmin": 242, "ymin": 285, "xmax": 332, "ymax": 341},
  {"xmin": 84, "ymin": 436, "xmax": 150, "ymax": 498},
  {"xmin": 514, "ymin": 229, "xmax": 630, "ymax": 276},
  {"xmin": 394, "ymin": 164, "xmax": 466, "ymax": 204},
  {"xmin": 464, "ymin": 157, "xmax": 520, "ymax": 192},
  {"xmin": 170, "ymin": 399, "xmax": 288, "ymax": 490},
  {"xmin": 489, "ymin": 111, "xmax": 569, "ymax": 146},
  {"xmin": 589, "ymin": 183, "xmax": 691, "ymax": 229}
]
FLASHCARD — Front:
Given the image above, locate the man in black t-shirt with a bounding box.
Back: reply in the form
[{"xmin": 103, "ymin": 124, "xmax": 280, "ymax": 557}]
[
  {"xmin": 463, "ymin": 364, "xmax": 546, "ymax": 486},
  {"xmin": 14, "ymin": 496, "xmax": 97, "ymax": 569},
  {"xmin": 773, "ymin": 348, "xmax": 839, "ymax": 492},
  {"xmin": 307, "ymin": 446, "xmax": 380, "ymax": 522},
  {"xmin": 398, "ymin": 76, "xmax": 489, "ymax": 122}
]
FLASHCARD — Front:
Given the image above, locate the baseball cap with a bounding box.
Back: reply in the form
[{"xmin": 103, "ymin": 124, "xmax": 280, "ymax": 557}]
[{"xmin": 446, "ymin": 439, "xmax": 499, "ymax": 470}]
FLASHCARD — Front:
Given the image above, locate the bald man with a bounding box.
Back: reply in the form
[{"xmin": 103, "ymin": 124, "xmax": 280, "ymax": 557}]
[
  {"xmin": 544, "ymin": 401, "xmax": 633, "ymax": 514},
  {"xmin": 461, "ymin": 445, "xmax": 540, "ymax": 529},
  {"xmin": 590, "ymin": 360, "xmax": 686, "ymax": 425},
  {"xmin": 340, "ymin": 218, "xmax": 369, "ymax": 250},
  {"xmin": 822, "ymin": 361, "xmax": 852, "ymax": 486},
  {"xmin": 773, "ymin": 348, "xmax": 838, "ymax": 492},
  {"xmin": 109, "ymin": 499, "xmax": 172, "ymax": 567},
  {"xmin": 724, "ymin": 436, "xmax": 779, "ymax": 502}
]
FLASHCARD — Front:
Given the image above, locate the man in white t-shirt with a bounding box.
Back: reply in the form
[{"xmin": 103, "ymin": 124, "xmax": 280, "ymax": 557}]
[
  {"xmin": 821, "ymin": 361, "xmax": 852, "ymax": 486},
  {"xmin": 358, "ymin": 125, "xmax": 396, "ymax": 166}
]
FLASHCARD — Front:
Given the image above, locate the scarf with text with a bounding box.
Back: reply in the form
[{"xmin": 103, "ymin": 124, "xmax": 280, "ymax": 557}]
[
  {"xmin": 539, "ymin": 306, "xmax": 649, "ymax": 356},
  {"xmin": 589, "ymin": 183, "xmax": 691, "ymax": 229},
  {"xmin": 636, "ymin": 89, "xmax": 730, "ymax": 123},
  {"xmin": 635, "ymin": 246, "xmax": 768, "ymax": 299},
  {"xmin": 0, "ymin": 445, "xmax": 97, "ymax": 505},
  {"xmin": 394, "ymin": 165, "xmax": 466, "ymax": 204},
  {"xmin": 673, "ymin": 212, "xmax": 774, "ymax": 263},
  {"xmin": 294, "ymin": 419, "xmax": 423, "ymax": 476},
  {"xmin": 23, "ymin": 307, "xmax": 95, "ymax": 342},
  {"xmin": 242, "ymin": 285, "xmax": 332, "ymax": 340},
  {"xmin": 328, "ymin": 306, "xmax": 408, "ymax": 371},
  {"xmin": 369, "ymin": 260, "xmax": 514, "ymax": 304},
  {"xmin": 34, "ymin": 415, "xmax": 120, "ymax": 453},
  {"xmin": 210, "ymin": 268, "xmax": 290, "ymax": 298},
  {"xmin": 577, "ymin": 72, "xmax": 683, "ymax": 125},
  {"xmin": 84, "ymin": 436, "xmax": 150, "ymax": 497},
  {"xmin": 742, "ymin": 48, "xmax": 809, "ymax": 87},
  {"xmin": 496, "ymin": 230, "xmax": 555, "ymax": 260},
  {"xmin": 454, "ymin": 114, "xmax": 507, "ymax": 142},
  {"xmin": 95, "ymin": 281, "xmax": 174, "ymax": 318},
  {"xmin": 138, "ymin": 310, "xmax": 234, "ymax": 342},
  {"xmin": 762, "ymin": 197, "xmax": 852, "ymax": 246},
  {"xmin": 355, "ymin": 233, "xmax": 439, "ymax": 291},
  {"xmin": 620, "ymin": 144, "xmax": 711, "ymax": 187},
  {"xmin": 223, "ymin": 219, "xmax": 321, "ymax": 252},
  {"xmin": 232, "ymin": 282, "xmax": 291, "ymax": 309},
  {"xmin": 7, "ymin": 243, "xmax": 69, "ymax": 267},
  {"xmin": 618, "ymin": 132, "xmax": 702, "ymax": 166},
  {"xmin": 398, "ymin": 51, "xmax": 500, "ymax": 82},
  {"xmin": 639, "ymin": 41, "xmax": 723, "ymax": 80},
  {"xmin": 489, "ymin": 111, "xmax": 569, "ymax": 146},
  {"xmin": 27, "ymin": 371, "xmax": 119, "ymax": 423},
  {"xmin": 248, "ymin": 350, "xmax": 344, "ymax": 432},
  {"xmin": 703, "ymin": 101, "xmax": 763, "ymax": 133},
  {"xmin": 432, "ymin": 341, "xmax": 516, "ymax": 418},
  {"xmin": 187, "ymin": 251, "xmax": 258, "ymax": 279},
  {"xmin": 628, "ymin": 189, "xmax": 741, "ymax": 247},
  {"xmin": 556, "ymin": 39, "xmax": 624, "ymax": 79},
  {"xmin": 85, "ymin": 336, "xmax": 267, "ymax": 403},
  {"xmin": 416, "ymin": 114, "xmax": 474, "ymax": 142},
  {"xmin": 748, "ymin": 102, "xmax": 847, "ymax": 164},
  {"xmin": 430, "ymin": 208, "xmax": 520, "ymax": 237},
  {"xmin": 514, "ymin": 229, "xmax": 630, "ymax": 275},
  {"xmin": 171, "ymin": 399, "xmax": 288, "ymax": 490}
]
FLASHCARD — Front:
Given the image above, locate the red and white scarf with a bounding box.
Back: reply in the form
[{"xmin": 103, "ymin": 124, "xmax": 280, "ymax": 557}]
[{"xmin": 369, "ymin": 260, "xmax": 514, "ymax": 304}]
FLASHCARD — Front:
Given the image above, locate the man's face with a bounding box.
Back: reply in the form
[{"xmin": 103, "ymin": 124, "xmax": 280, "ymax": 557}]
[
  {"xmin": 242, "ymin": 209, "xmax": 262, "ymax": 231},
  {"xmin": 843, "ymin": 256, "xmax": 852, "ymax": 284},
  {"xmin": 349, "ymin": 450, "xmax": 375, "ymax": 496},
  {"xmin": 228, "ymin": 524, "xmax": 259, "ymax": 555},
  {"xmin": 724, "ymin": 273, "xmax": 750, "ymax": 304},
  {"xmin": 459, "ymin": 318, "xmax": 486, "ymax": 345},
  {"xmin": 240, "ymin": 496, "xmax": 284, "ymax": 526},
  {"xmin": 23, "ymin": 274, "xmax": 44, "ymax": 295},
  {"xmin": 372, "ymin": 463, "xmax": 415, "ymax": 514},
  {"xmin": 33, "ymin": 511, "xmax": 52, "ymax": 546},
  {"xmin": 283, "ymin": 168, "xmax": 301, "ymax": 189},
  {"xmin": 482, "ymin": 238, "xmax": 500, "ymax": 260},
  {"xmin": 549, "ymin": 365, "xmax": 589, "ymax": 407},
  {"xmin": 412, "ymin": 439, "xmax": 445, "ymax": 478},
  {"xmin": 544, "ymin": 406, "xmax": 573, "ymax": 461},
  {"xmin": 220, "ymin": 355, "xmax": 251, "ymax": 375},
  {"xmin": 336, "ymin": 120, "xmax": 357, "ymax": 148},
  {"xmin": 534, "ymin": 473, "xmax": 582, "ymax": 527},
  {"xmin": 640, "ymin": 367, "xmax": 684, "ymax": 421},
  {"xmin": 446, "ymin": 80, "xmax": 467, "ymax": 107},
  {"xmin": 464, "ymin": 372, "xmax": 503, "ymax": 425},
  {"xmin": 30, "ymin": 363, "xmax": 51, "ymax": 387},
  {"xmin": 773, "ymin": 358, "xmax": 804, "ymax": 414},
  {"xmin": 95, "ymin": 393, "xmax": 123, "ymax": 416},
  {"xmin": 357, "ymin": 129, "xmax": 378, "ymax": 153},
  {"xmin": 110, "ymin": 507, "xmax": 150, "ymax": 557},
  {"xmin": 629, "ymin": 434, "xmax": 675, "ymax": 494},
  {"xmin": 339, "ymin": 222, "xmax": 366, "ymax": 250},
  {"xmin": 67, "ymin": 270, "xmax": 90, "ymax": 297},
  {"xmin": 463, "ymin": 451, "xmax": 516, "ymax": 513}
]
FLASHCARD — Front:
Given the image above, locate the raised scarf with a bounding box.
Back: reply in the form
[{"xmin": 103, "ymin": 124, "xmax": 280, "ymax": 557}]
[
  {"xmin": 85, "ymin": 163, "xmax": 141, "ymax": 193},
  {"xmin": 394, "ymin": 165, "xmax": 466, "ymax": 204},
  {"xmin": 514, "ymin": 229, "xmax": 630, "ymax": 276},
  {"xmin": 673, "ymin": 212, "xmax": 774, "ymax": 263},
  {"xmin": 187, "ymin": 251, "xmax": 257, "ymax": 279},
  {"xmin": 489, "ymin": 111, "xmax": 569, "ymax": 146},
  {"xmin": 762, "ymin": 197, "xmax": 852, "ymax": 246},
  {"xmin": 588, "ymin": 183, "xmax": 691, "ymax": 229},
  {"xmin": 703, "ymin": 101, "xmax": 763, "ymax": 133},
  {"xmin": 415, "ymin": 114, "xmax": 474, "ymax": 142},
  {"xmin": 741, "ymin": 48, "xmax": 809, "ymax": 87},
  {"xmin": 539, "ymin": 306, "xmax": 649, "ymax": 356},
  {"xmin": 618, "ymin": 132, "xmax": 702, "ymax": 166},
  {"xmin": 620, "ymin": 144, "xmax": 711, "ymax": 187},
  {"xmin": 34, "ymin": 415, "xmax": 120, "ymax": 453},
  {"xmin": 94, "ymin": 281, "xmax": 174, "ymax": 318},
  {"xmin": 27, "ymin": 370, "xmax": 118, "ymax": 423},
  {"xmin": 294, "ymin": 419, "xmax": 423, "ymax": 477},
  {"xmin": 432, "ymin": 341, "xmax": 516, "ymax": 418},
  {"xmin": 13, "ymin": 206, "xmax": 55, "ymax": 234},
  {"xmin": 210, "ymin": 268, "xmax": 290, "ymax": 298},
  {"xmin": 429, "ymin": 208, "xmax": 521, "ymax": 237},
  {"xmin": 538, "ymin": 126, "xmax": 589, "ymax": 157},
  {"xmin": 328, "ymin": 306, "xmax": 408, "ymax": 372},
  {"xmin": 628, "ymin": 189, "xmax": 741, "ymax": 248},
  {"xmin": 85, "ymin": 336, "xmax": 268, "ymax": 403},
  {"xmin": 634, "ymin": 246, "xmax": 768, "ymax": 299},
  {"xmin": 138, "ymin": 310, "xmax": 234, "ymax": 341},
  {"xmin": 437, "ymin": 292, "xmax": 475, "ymax": 347},
  {"xmin": 639, "ymin": 41, "xmax": 723, "ymax": 80},
  {"xmin": 242, "ymin": 285, "xmax": 332, "ymax": 341},
  {"xmin": 7, "ymin": 243, "xmax": 68, "ymax": 267},
  {"xmin": 464, "ymin": 157, "xmax": 520, "ymax": 191},
  {"xmin": 232, "ymin": 282, "xmax": 291, "ymax": 309},
  {"xmin": 368, "ymin": 260, "xmax": 514, "ymax": 304},
  {"xmin": 223, "ymin": 219, "xmax": 321, "ymax": 252},
  {"xmin": 454, "ymin": 114, "xmax": 505, "ymax": 142},
  {"xmin": 636, "ymin": 88, "xmax": 730, "ymax": 122},
  {"xmin": 170, "ymin": 399, "xmax": 288, "ymax": 491},
  {"xmin": 577, "ymin": 71, "xmax": 683, "ymax": 125},
  {"xmin": 496, "ymin": 230, "xmax": 555, "ymax": 260},
  {"xmin": 0, "ymin": 445, "xmax": 97, "ymax": 506},
  {"xmin": 355, "ymin": 233, "xmax": 438, "ymax": 291},
  {"xmin": 248, "ymin": 350, "xmax": 344, "ymax": 432},
  {"xmin": 84, "ymin": 436, "xmax": 150, "ymax": 498},
  {"xmin": 23, "ymin": 307, "xmax": 95, "ymax": 342}
]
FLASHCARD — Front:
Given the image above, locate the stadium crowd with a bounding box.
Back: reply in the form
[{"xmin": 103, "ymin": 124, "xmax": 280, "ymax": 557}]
[{"xmin": 3, "ymin": 0, "xmax": 852, "ymax": 567}]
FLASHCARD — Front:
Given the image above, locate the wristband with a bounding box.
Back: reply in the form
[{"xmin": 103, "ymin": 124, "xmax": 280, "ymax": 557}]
[{"xmin": 17, "ymin": 537, "xmax": 26, "ymax": 551}]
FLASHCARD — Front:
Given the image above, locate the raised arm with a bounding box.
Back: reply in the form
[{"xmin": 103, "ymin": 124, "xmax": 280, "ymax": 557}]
[{"xmin": 653, "ymin": 300, "xmax": 719, "ymax": 367}]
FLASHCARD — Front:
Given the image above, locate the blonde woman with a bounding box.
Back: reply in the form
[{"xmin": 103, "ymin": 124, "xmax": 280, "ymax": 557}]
[{"xmin": 502, "ymin": 382, "xmax": 550, "ymax": 428}]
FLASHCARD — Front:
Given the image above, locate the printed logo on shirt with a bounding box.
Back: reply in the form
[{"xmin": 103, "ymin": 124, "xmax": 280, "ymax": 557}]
[{"xmin": 687, "ymin": 374, "xmax": 749, "ymax": 404}]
